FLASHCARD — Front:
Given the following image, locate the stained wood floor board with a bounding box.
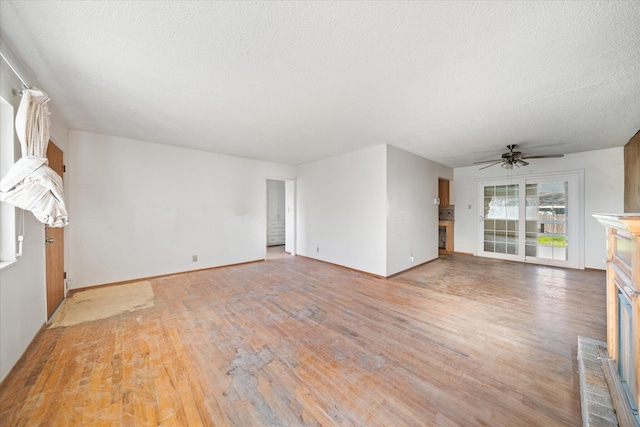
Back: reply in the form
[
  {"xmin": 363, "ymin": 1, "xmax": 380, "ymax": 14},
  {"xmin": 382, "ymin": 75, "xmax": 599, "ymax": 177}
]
[{"xmin": 0, "ymin": 249, "xmax": 606, "ymax": 426}]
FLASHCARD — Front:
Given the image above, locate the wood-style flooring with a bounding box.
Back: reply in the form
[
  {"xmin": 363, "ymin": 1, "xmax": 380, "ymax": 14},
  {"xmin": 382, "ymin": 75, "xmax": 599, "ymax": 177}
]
[{"xmin": 0, "ymin": 248, "xmax": 606, "ymax": 426}]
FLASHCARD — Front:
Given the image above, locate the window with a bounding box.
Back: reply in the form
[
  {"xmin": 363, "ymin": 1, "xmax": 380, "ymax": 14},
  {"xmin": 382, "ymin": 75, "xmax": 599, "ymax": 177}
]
[{"xmin": 0, "ymin": 96, "xmax": 16, "ymax": 266}]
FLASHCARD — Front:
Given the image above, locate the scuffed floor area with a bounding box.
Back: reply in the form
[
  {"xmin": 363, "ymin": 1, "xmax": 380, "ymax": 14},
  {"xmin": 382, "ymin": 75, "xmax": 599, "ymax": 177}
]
[{"xmin": 48, "ymin": 281, "xmax": 155, "ymax": 328}]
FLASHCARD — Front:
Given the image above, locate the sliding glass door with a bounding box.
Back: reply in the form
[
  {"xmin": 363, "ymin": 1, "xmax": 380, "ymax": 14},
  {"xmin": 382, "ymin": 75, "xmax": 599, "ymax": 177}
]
[{"xmin": 477, "ymin": 174, "xmax": 579, "ymax": 268}]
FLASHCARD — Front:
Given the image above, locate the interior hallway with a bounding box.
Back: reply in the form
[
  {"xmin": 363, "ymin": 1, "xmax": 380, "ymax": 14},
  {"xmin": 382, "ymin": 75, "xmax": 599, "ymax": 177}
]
[{"xmin": 0, "ymin": 253, "xmax": 605, "ymax": 426}]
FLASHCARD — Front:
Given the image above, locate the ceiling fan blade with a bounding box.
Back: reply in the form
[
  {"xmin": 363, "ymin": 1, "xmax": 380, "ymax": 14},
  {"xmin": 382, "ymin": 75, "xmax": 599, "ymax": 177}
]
[
  {"xmin": 474, "ymin": 147, "xmax": 564, "ymax": 170},
  {"xmin": 520, "ymin": 154, "xmax": 564, "ymax": 159},
  {"xmin": 479, "ymin": 161, "xmax": 503, "ymax": 170},
  {"xmin": 474, "ymin": 159, "xmax": 503, "ymax": 164}
]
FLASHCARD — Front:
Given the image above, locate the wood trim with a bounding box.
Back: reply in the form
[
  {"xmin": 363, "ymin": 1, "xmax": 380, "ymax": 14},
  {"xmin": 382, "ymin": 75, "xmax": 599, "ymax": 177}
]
[
  {"xmin": 68, "ymin": 259, "xmax": 265, "ymax": 295},
  {"xmin": 439, "ymin": 220, "xmax": 454, "ymax": 254},
  {"xmin": 597, "ymin": 345, "xmax": 638, "ymax": 427},
  {"xmin": 0, "ymin": 322, "xmax": 46, "ymax": 394},
  {"xmin": 624, "ymin": 129, "xmax": 640, "ymax": 213},
  {"xmin": 606, "ymin": 265, "xmax": 619, "ymax": 361},
  {"xmin": 593, "ymin": 214, "xmax": 640, "ymax": 235}
]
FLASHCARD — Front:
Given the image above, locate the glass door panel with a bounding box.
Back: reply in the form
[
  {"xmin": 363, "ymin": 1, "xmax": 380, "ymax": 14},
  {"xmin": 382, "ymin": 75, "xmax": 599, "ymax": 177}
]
[
  {"xmin": 525, "ymin": 180, "xmax": 568, "ymax": 262},
  {"xmin": 482, "ymin": 184, "xmax": 519, "ymax": 256}
]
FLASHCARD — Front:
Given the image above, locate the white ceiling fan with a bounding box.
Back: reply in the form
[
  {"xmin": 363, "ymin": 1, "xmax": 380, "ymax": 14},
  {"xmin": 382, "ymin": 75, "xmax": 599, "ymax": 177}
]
[{"xmin": 474, "ymin": 144, "xmax": 564, "ymax": 170}]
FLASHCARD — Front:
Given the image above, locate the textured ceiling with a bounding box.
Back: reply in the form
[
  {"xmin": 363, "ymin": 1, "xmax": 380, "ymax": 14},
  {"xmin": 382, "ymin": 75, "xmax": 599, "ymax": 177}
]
[{"xmin": 1, "ymin": 1, "xmax": 639, "ymax": 167}]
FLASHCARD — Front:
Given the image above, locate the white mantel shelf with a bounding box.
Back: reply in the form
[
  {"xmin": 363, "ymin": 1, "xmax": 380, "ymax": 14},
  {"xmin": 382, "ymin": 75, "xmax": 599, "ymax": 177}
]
[{"xmin": 593, "ymin": 214, "xmax": 640, "ymax": 235}]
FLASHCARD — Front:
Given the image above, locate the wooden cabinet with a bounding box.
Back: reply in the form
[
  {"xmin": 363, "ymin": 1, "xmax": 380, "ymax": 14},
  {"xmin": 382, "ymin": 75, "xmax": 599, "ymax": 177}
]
[
  {"xmin": 438, "ymin": 179, "xmax": 450, "ymax": 207},
  {"xmin": 593, "ymin": 214, "xmax": 640, "ymax": 426}
]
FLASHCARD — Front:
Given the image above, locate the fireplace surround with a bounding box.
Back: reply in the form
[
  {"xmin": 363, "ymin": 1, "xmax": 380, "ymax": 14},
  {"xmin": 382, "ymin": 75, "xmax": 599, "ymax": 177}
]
[
  {"xmin": 438, "ymin": 205, "xmax": 454, "ymax": 254},
  {"xmin": 594, "ymin": 214, "xmax": 640, "ymax": 426}
]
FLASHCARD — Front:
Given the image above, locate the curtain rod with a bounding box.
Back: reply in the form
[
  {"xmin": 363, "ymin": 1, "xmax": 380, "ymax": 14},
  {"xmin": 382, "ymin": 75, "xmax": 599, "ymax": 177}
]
[{"xmin": 0, "ymin": 50, "xmax": 31, "ymax": 95}]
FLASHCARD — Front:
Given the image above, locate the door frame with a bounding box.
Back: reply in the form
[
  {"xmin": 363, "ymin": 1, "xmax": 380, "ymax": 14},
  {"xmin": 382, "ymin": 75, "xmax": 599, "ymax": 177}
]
[
  {"xmin": 476, "ymin": 170, "xmax": 585, "ymax": 269},
  {"xmin": 265, "ymin": 177, "xmax": 296, "ymax": 257}
]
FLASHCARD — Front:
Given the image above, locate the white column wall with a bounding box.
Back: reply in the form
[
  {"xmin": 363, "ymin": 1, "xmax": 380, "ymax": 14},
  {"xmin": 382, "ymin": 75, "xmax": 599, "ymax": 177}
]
[
  {"xmin": 67, "ymin": 130, "xmax": 296, "ymax": 289},
  {"xmin": 386, "ymin": 145, "xmax": 453, "ymax": 275},
  {"xmin": 296, "ymin": 144, "xmax": 387, "ymax": 276},
  {"xmin": 452, "ymin": 147, "xmax": 624, "ymax": 269}
]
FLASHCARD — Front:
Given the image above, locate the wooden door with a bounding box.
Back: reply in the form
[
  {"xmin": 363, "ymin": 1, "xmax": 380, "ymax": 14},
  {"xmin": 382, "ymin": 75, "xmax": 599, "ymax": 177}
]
[{"xmin": 45, "ymin": 141, "xmax": 65, "ymax": 318}]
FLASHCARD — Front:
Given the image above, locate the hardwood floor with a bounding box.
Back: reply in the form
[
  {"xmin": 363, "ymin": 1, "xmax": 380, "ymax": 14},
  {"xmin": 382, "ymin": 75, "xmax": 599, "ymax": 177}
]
[{"xmin": 0, "ymin": 249, "xmax": 606, "ymax": 426}]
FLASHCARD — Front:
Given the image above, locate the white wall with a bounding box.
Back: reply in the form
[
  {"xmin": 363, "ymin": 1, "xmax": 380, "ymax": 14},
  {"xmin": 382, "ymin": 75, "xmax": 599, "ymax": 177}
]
[
  {"xmin": 0, "ymin": 40, "xmax": 69, "ymax": 382},
  {"xmin": 285, "ymin": 180, "xmax": 296, "ymax": 255},
  {"xmin": 296, "ymin": 144, "xmax": 387, "ymax": 276},
  {"xmin": 452, "ymin": 147, "xmax": 624, "ymax": 269},
  {"xmin": 386, "ymin": 146, "xmax": 453, "ymax": 276},
  {"xmin": 67, "ymin": 131, "xmax": 296, "ymax": 289}
]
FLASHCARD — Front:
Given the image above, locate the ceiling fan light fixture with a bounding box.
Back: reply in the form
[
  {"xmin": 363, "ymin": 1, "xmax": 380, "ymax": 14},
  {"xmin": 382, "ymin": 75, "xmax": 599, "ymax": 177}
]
[{"xmin": 501, "ymin": 162, "xmax": 514, "ymax": 170}]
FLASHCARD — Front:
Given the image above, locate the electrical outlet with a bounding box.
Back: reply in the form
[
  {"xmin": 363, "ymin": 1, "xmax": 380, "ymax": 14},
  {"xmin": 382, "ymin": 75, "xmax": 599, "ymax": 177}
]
[
  {"xmin": 192, "ymin": 255, "xmax": 198, "ymax": 262},
  {"xmin": 316, "ymin": 247, "xmax": 319, "ymax": 253},
  {"xmin": 410, "ymin": 254, "xmax": 414, "ymax": 263}
]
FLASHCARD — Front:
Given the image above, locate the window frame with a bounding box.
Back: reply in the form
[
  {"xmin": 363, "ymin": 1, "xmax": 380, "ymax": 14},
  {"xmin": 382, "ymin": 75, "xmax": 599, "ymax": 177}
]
[{"xmin": 0, "ymin": 95, "xmax": 17, "ymax": 268}]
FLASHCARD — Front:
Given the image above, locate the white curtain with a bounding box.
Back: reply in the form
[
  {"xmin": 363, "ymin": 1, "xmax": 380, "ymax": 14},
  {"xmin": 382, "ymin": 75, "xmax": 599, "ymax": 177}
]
[{"xmin": 0, "ymin": 89, "xmax": 69, "ymax": 227}]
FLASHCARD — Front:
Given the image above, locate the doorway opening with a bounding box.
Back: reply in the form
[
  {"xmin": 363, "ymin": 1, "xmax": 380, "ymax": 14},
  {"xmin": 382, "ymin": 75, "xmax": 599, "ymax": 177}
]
[
  {"xmin": 267, "ymin": 179, "xmax": 285, "ymax": 247},
  {"xmin": 266, "ymin": 178, "xmax": 295, "ymax": 259}
]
